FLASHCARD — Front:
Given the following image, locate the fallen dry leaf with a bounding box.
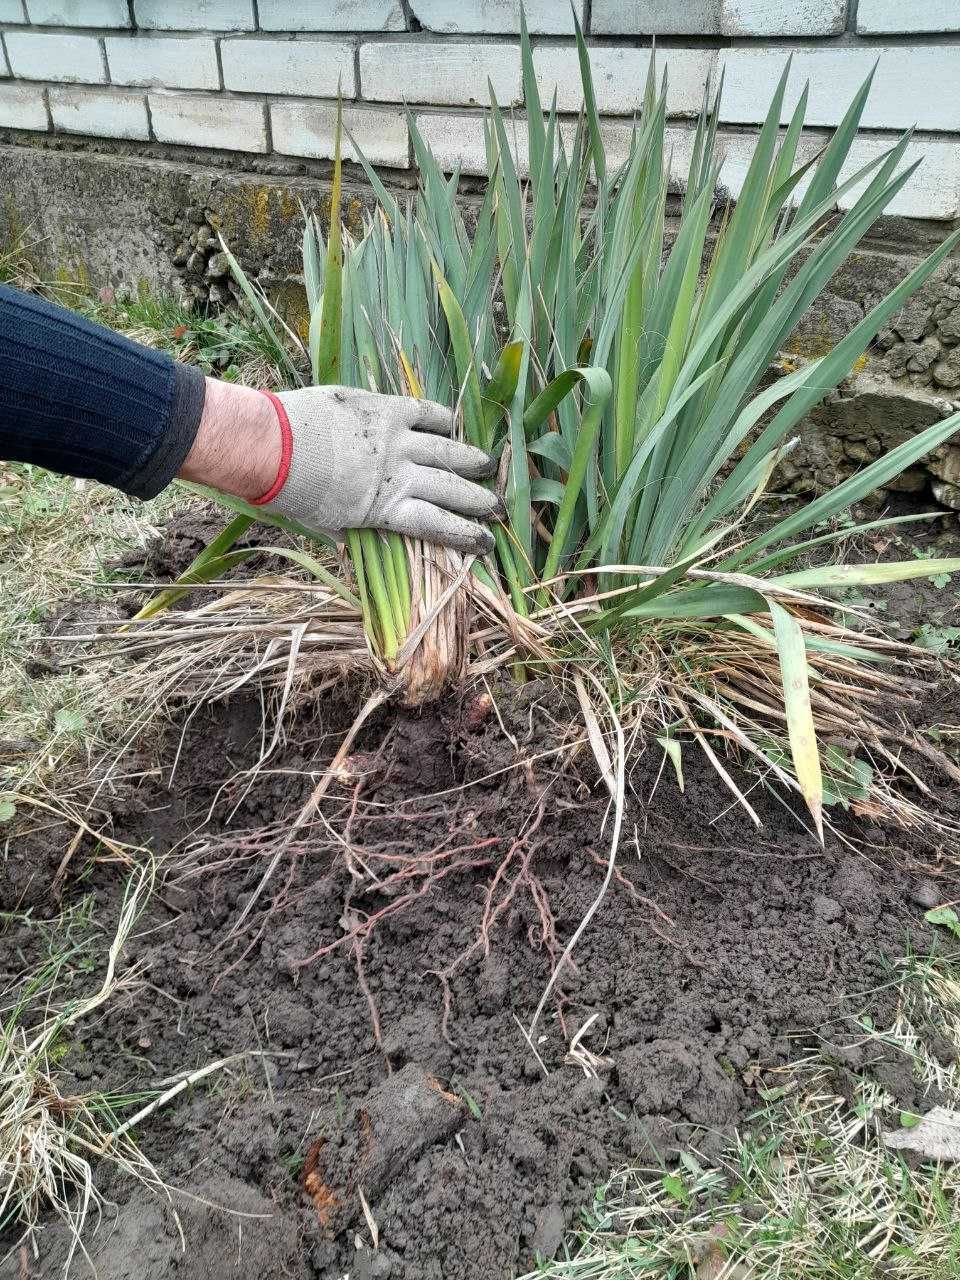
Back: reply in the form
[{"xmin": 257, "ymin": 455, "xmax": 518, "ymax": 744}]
[{"xmin": 883, "ymin": 1107, "xmax": 960, "ymax": 1162}]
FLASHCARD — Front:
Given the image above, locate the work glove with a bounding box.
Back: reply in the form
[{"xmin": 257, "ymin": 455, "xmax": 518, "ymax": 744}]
[{"xmin": 259, "ymin": 386, "xmax": 501, "ymax": 554}]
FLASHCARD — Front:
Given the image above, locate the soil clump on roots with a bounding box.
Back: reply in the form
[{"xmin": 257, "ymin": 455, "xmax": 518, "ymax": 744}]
[{"xmin": 2, "ymin": 666, "xmax": 957, "ymax": 1280}]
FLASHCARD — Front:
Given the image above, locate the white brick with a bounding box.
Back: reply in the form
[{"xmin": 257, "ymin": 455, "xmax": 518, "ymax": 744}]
[
  {"xmin": 410, "ymin": 0, "xmax": 585, "ymax": 34},
  {"xmin": 105, "ymin": 36, "xmax": 219, "ymax": 90},
  {"xmin": 0, "ymin": 82, "xmax": 47, "ymax": 128},
  {"xmin": 134, "ymin": 1, "xmax": 255, "ymax": 30},
  {"xmin": 361, "ymin": 40, "xmax": 522, "ymax": 107},
  {"xmin": 50, "ymin": 86, "xmax": 148, "ymax": 138},
  {"xmin": 0, "ymin": 2, "xmax": 25, "ymax": 21},
  {"xmin": 413, "ymin": 111, "xmax": 704, "ymax": 187},
  {"xmin": 271, "ymin": 99, "xmax": 408, "ymax": 166},
  {"xmin": 221, "ymin": 38, "xmax": 355, "ymax": 97},
  {"xmin": 721, "ymin": 0, "xmax": 846, "ymax": 36},
  {"xmin": 592, "ymin": 0, "xmax": 720, "ymax": 35},
  {"xmin": 857, "ymin": 0, "xmax": 960, "ymax": 34},
  {"xmin": 148, "ymin": 91, "xmax": 267, "ymax": 150},
  {"xmin": 415, "ymin": 110, "xmax": 518, "ymax": 175},
  {"xmin": 836, "ymin": 136, "xmax": 960, "ymax": 221},
  {"xmin": 718, "ymin": 47, "xmax": 960, "ymax": 133},
  {"xmin": 4, "ymin": 31, "xmax": 105, "ymax": 82},
  {"xmin": 258, "ymin": 0, "xmax": 404, "ymax": 30},
  {"xmin": 715, "ymin": 129, "xmax": 960, "ymax": 221},
  {"xmin": 534, "ymin": 44, "xmax": 714, "ymax": 116},
  {"xmin": 25, "ymin": 0, "xmax": 130, "ymax": 24}
]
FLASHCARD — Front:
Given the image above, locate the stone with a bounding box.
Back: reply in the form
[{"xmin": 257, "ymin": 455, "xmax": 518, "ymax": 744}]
[
  {"xmin": 885, "ymin": 342, "xmax": 919, "ymax": 379},
  {"xmin": 933, "ymin": 350, "xmax": 960, "ymax": 390},
  {"xmin": 530, "ymin": 1203, "xmax": 566, "ymax": 1260},
  {"xmin": 207, "ymin": 281, "xmax": 230, "ymax": 304},
  {"xmin": 885, "ymin": 469, "xmax": 928, "ymax": 493},
  {"xmin": 186, "ymin": 250, "xmax": 206, "ymax": 274},
  {"xmin": 933, "ymin": 479, "xmax": 960, "ymax": 510},
  {"xmin": 940, "ymin": 307, "xmax": 960, "ymax": 344},
  {"xmin": 205, "ymin": 250, "xmax": 230, "ymax": 278},
  {"xmin": 812, "ymin": 894, "xmax": 842, "ymax": 922},
  {"xmin": 928, "ymin": 444, "xmax": 960, "ymax": 487},
  {"xmin": 876, "ymin": 329, "xmax": 897, "ymax": 351},
  {"xmin": 171, "ymin": 241, "xmax": 190, "ymax": 266},
  {"xmin": 892, "ymin": 300, "xmax": 932, "ymax": 342},
  {"xmin": 787, "ymin": 293, "xmax": 862, "ymax": 358},
  {"xmin": 907, "ymin": 337, "xmax": 941, "ymax": 373},
  {"xmin": 844, "ymin": 440, "xmax": 876, "ymax": 464}
]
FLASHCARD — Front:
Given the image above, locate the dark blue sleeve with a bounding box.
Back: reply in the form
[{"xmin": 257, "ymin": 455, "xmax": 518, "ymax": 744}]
[{"xmin": 0, "ymin": 284, "xmax": 206, "ymax": 500}]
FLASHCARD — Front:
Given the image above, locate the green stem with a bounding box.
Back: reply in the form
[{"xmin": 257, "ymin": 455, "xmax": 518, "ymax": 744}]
[
  {"xmin": 387, "ymin": 531, "xmax": 411, "ymax": 631},
  {"xmin": 493, "ymin": 525, "xmax": 529, "ymax": 618},
  {"xmin": 346, "ymin": 529, "xmax": 376, "ymax": 645},
  {"xmin": 379, "ymin": 532, "xmax": 407, "ymax": 642},
  {"xmin": 358, "ymin": 529, "xmax": 398, "ymax": 660}
]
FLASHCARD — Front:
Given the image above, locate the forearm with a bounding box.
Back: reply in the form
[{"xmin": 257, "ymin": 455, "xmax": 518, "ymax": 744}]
[
  {"xmin": 178, "ymin": 378, "xmax": 282, "ymax": 502},
  {"xmin": 0, "ymin": 284, "xmax": 204, "ymax": 499}
]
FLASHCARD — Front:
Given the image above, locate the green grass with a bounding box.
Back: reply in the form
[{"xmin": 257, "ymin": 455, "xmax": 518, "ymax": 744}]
[{"xmin": 84, "ymin": 289, "xmax": 298, "ymax": 387}]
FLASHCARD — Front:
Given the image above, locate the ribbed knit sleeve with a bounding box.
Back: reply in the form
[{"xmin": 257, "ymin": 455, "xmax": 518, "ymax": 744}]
[{"xmin": 0, "ymin": 284, "xmax": 206, "ymax": 500}]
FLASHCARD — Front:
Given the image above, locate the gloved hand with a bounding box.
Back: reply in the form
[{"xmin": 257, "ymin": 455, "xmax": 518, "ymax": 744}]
[{"xmin": 259, "ymin": 386, "xmax": 501, "ymax": 554}]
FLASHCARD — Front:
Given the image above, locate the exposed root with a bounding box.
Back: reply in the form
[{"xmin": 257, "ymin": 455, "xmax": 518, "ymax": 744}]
[{"xmin": 53, "ymin": 560, "xmax": 959, "ymax": 844}]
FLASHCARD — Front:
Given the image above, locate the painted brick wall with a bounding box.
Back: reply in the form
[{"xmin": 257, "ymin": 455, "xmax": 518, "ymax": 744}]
[{"xmin": 0, "ymin": 0, "xmax": 957, "ymax": 220}]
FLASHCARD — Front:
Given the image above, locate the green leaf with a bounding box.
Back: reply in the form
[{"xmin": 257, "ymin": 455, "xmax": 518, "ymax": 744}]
[
  {"xmin": 217, "ymin": 239, "xmax": 302, "ymax": 386},
  {"xmin": 769, "ymin": 557, "xmax": 960, "ymax": 592},
  {"xmin": 900, "ymin": 1111, "xmax": 923, "ymax": 1129},
  {"xmin": 538, "ymin": 367, "xmax": 613, "ymax": 599},
  {"xmin": 131, "ymin": 513, "xmax": 255, "ymax": 622},
  {"xmin": 0, "ymin": 799, "xmax": 16, "ymax": 823},
  {"xmin": 657, "ymin": 737, "xmax": 684, "ymax": 792},
  {"xmin": 661, "ymin": 1173, "xmax": 689, "ymax": 1206},
  {"xmin": 54, "ymin": 708, "xmax": 87, "ymax": 735},
  {"xmin": 314, "ymin": 96, "xmax": 343, "ymax": 386},
  {"xmin": 925, "ymin": 906, "xmax": 960, "ymax": 939}
]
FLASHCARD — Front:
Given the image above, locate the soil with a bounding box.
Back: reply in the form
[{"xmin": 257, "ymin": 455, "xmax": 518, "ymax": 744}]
[{"xmin": 3, "ymin": 508, "xmax": 960, "ymax": 1280}]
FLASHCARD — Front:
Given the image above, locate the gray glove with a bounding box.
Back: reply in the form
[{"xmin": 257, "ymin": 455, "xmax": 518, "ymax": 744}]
[{"xmin": 264, "ymin": 385, "xmax": 501, "ymax": 554}]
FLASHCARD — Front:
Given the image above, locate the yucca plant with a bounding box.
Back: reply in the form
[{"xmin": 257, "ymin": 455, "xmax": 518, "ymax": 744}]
[{"xmin": 135, "ymin": 14, "xmax": 960, "ymax": 835}]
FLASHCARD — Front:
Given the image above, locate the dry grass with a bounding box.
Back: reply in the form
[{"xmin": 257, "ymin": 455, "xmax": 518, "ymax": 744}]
[
  {"xmin": 0, "ymin": 866, "xmax": 162, "ymax": 1272},
  {"xmin": 0, "ymin": 465, "xmax": 191, "ymax": 764}
]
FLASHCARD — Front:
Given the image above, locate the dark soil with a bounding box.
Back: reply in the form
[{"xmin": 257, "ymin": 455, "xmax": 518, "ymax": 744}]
[
  {"xmin": 4, "ymin": 504, "xmax": 960, "ymax": 1279},
  {"xmin": 3, "ymin": 670, "xmax": 959, "ymax": 1280}
]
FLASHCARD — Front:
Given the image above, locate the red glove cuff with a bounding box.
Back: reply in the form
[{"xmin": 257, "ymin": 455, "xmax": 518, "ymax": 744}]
[{"xmin": 250, "ymin": 389, "xmax": 293, "ymax": 506}]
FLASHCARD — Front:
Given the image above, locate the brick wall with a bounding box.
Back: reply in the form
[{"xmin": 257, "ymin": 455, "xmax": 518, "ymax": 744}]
[{"xmin": 0, "ymin": 0, "xmax": 957, "ymax": 221}]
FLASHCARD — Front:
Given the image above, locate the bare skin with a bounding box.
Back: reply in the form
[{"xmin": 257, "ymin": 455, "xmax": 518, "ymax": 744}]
[{"xmin": 178, "ymin": 377, "xmax": 281, "ymax": 501}]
